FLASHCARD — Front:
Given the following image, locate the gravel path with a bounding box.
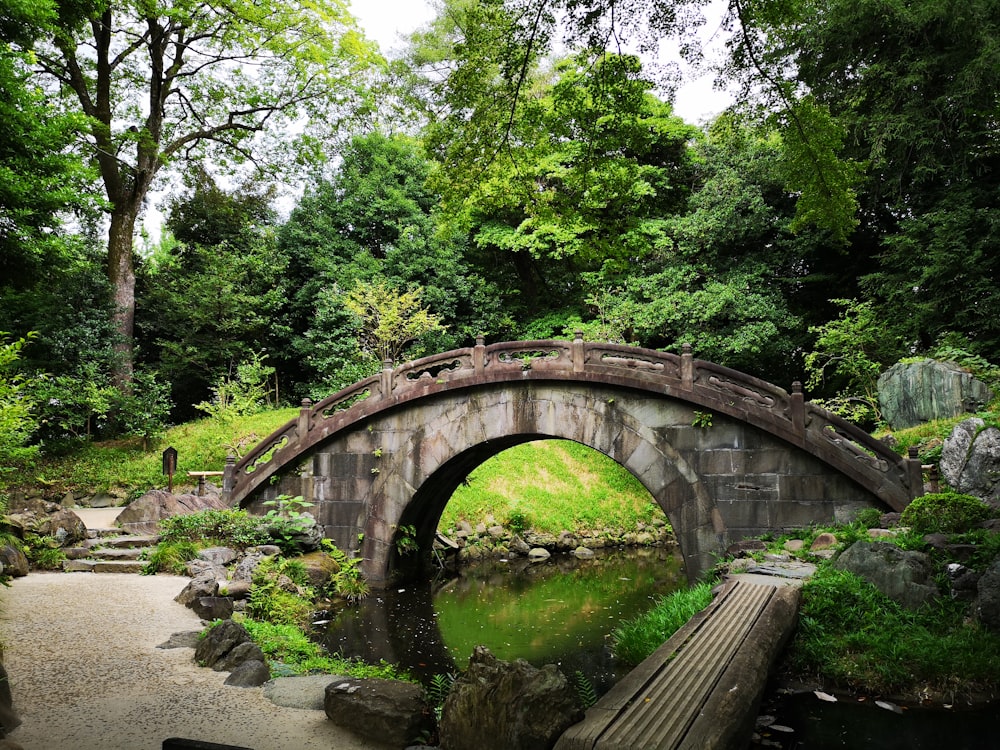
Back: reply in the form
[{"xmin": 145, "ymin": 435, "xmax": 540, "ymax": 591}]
[{"xmin": 1, "ymin": 572, "xmax": 394, "ymax": 750}]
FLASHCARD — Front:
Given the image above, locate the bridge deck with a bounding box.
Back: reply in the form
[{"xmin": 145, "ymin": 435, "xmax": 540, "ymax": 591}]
[{"xmin": 555, "ymin": 578, "xmax": 800, "ymax": 750}]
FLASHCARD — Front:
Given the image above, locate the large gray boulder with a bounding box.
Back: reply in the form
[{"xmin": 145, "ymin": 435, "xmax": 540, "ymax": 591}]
[
  {"xmin": 324, "ymin": 678, "xmax": 432, "ymax": 747},
  {"xmin": 940, "ymin": 419, "xmax": 1000, "ymax": 507},
  {"xmin": 4, "ymin": 497, "xmax": 87, "ymax": 547},
  {"xmin": 438, "ymin": 646, "xmax": 583, "ymax": 750},
  {"xmin": 878, "ymin": 359, "xmax": 994, "ymax": 430},
  {"xmin": 116, "ymin": 489, "xmax": 230, "ymax": 535},
  {"xmin": 834, "ymin": 541, "xmax": 939, "ymax": 610}
]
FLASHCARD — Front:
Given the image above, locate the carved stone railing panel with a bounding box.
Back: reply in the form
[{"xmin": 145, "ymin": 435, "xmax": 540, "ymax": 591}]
[
  {"xmin": 394, "ymin": 352, "xmax": 474, "ymax": 391},
  {"xmin": 488, "ymin": 341, "xmax": 571, "ymax": 371},
  {"xmin": 804, "ymin": 405, "xmax": 899, "ymax": 477},
  {"xmin": 243, "ymin": 432, "xmax": 290, "ymax": 475},
  {"xmin": 315, "ymin": 378, "xmax": 380, "ymax": 421},
  {"xmin": 586, "ymin": 344, "xmax": 682, "ymax": 379},
  {"xmin": 692, "ymin": 361, "xmax": 793, "ymax": 421}
]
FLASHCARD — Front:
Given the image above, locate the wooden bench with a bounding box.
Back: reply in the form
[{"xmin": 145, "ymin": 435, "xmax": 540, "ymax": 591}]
[
  {"xmin": 186, "ymin": 470, "xmax": 224, "ymax": 496},
  {"xmin": 555, "ymin": 578, "xmax": 800, "ymax": 750}
]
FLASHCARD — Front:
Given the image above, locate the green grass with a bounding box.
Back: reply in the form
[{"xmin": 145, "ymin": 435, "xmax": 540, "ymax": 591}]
[
  {"xmin": 790, "ymin": 566, "xmax": 1000, "ymax": 697},
  {"xmin": 610, "ymin": 581, "xmax": 715, "ymax": 665},
  {"xmin": 2, "ymin": 408, "xmax": 297, "ymax": 497},
  {"xmin": 239, "ymin": 617, "xmax": 408, "ymax": 680},
  {"xmin": 441, "ymin": 439, "xmax": 662, "ymax": 534}
]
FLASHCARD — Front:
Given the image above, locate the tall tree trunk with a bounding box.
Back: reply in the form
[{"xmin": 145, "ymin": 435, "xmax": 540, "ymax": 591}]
[{"xmin": 108, "ymin": 202, "xmax": 138, "ymax": 390}]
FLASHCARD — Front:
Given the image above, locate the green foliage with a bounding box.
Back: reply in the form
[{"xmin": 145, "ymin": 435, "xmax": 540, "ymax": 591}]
[
  {"xmin": 805, "ymin": 299, "xmax": 899, "ymax": 424},
  {"xmin": 900, "ymin": 492, "xmax": 993, "ymax": 536},
  {"xmin": 141, "ymin": 540, "xmax": 200, "ymax": 575},
  {"xmin": 570, "ymin": 671, "xmax": 598, "ymax": 709},
  {"xmin": 323, "ymin": 540, "xmax": 370, "ymax": 602},
  {"xmin": 691, "ymin": 411, "xmax": 713, "ymax": 429},
  {"xmin": 247, "ymin": 557, "xmax": 315, "ymax": 626},
  {"xmin": 791, "ymin": 566, "xmax": 1000, "ymax": 695},
  {"xmin": 342, "ymin": 279, "xmax": 446, "ymax": 365},
  {"xmin": 21, "ymin": 534, "xmax": 65, "ymax": 570},
  {"xmin": 393, "ymin": 524, "xmax": 419, "ymax": 556},
  {"xmin": 195, "ymin": 351, "xmax": 277, "ymax": 422},
  {"xmin": 505, "ymin": 509, "xmax": 531, "ymax": 535},
  {"xmin": 261, "ymin": 494, "xmax": 316, "ymax": 555},
  {"xmin": 158, "ymin": 509, "xmax": 270, "ymax": 550},
  {"xmin": 0, "ymin": 334, "xmax": 39, "ymax": 472},
  {"xmin": 852, "ymin": 507, "xmax": 883, "ymax": 530},
  {"xmin": 611, "ymin": 581, "xmax": 715, "ymax": 665},
  {"xmin": 240, "ymin": 618, "xmax": 405, "ymax": 680}
]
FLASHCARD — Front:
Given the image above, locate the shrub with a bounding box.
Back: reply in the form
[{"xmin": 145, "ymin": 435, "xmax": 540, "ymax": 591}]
[
  {"xmin": 157, "ymin": 508, "xmax": 269, "ymax": 549},
  {"xmin": 246, "ymin": 557, "xmax": 315, "ymax": 626},
  {"xmin": 853, "ymin": 507, "xmax": 883, "ymax": 529},
  {"xmin": 900, "ymin": 492, "xmax": 993, "ymax": 535},
  {"xmin": 611, "ymin": 581, "xmax": 714, "ymax": 665},
  {"xmin": 142, "ymin": 539, "xmax": 200, "ymax": 575}
]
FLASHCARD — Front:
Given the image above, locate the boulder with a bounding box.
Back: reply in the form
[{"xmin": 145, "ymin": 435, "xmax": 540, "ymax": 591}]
[
  {"xmin": 197, "ymin": 547, "xmax": 239, "ymax": 566},
  {"xmin": 0, "ymin": 546, "xmax": 28, "ymax": 578},
  {"xmin": 216, "ymin": 640, "xmax": 265, "ymax": 672},
  {"xmin": 877, "ymin": 359, "xmax": 994, "ymax": 430},
  {"xmin": 438, "ymin": 646, "xmax": 582, "ymax": 750},
  {"xmin": 834, "ymin": 541, "xmax": 939, "ymax": 610},
  {"xmin": 115, "ymin": 489, "xmax": 230, "ymax": 535},
  {"xmin": 940, "ymin": 419, "xmax": 1000, "ymax": 506},
  {"xmin": 194, "ymin": 620, "xmax": 256, "ymax": 671},
  {"xmin": 190, "ymin": 596, "xmax": 234, "ymax": 621},
  {"xmin": 175, "ymin": 571, "xmax": 220, "ymax": 607},
  {"xmin": 974, "ymin": 560, "xmax": 1000, "ymax": 632},
  {"xmin": 224, "ymin": 660, "xmax": 270, "ymax": 687},
  {"xmin": 324, "ymin": 678, "xmax": 432, "ymax": 747},
  {"xmin": 4, "ymin": 499, "xmax": 87, "ymax": 547},
  {"xmin": 295, "ymin": 550, "xmax": 339, "ymax": 588},
  {"xmin": 264, "ymin": 675, "xmax": 345, "ymax": 710},
  {"xmin": 0, "ymin": 661, "xmax": 20, "ymax": 735}
]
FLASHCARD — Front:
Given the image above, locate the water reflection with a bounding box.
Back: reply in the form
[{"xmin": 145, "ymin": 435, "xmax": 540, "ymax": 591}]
[{"xmin": 317, "ymin": 546, "xmax": 685, "ymax": 691}]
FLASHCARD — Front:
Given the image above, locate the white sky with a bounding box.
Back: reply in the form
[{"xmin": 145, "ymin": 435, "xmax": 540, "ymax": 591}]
[{"xmin": 349, "ymin": 0, "xmax": 735, "ymax": 125}]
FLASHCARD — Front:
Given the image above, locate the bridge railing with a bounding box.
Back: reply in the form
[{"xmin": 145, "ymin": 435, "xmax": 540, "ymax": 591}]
[{"xmin": 224, "ymin": 334, "xmax": 922, "ymax": 509}]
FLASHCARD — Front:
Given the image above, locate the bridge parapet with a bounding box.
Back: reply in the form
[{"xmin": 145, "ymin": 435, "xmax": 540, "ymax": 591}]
[{"xmin": 225, "ymin": 334, "xmax": 922, "ymax": 511}]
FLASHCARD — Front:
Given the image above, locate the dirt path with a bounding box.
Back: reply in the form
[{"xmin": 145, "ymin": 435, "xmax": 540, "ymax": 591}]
[{"xmin": 0, "ymin": 572, "xmax": 393, "ymax": 750}]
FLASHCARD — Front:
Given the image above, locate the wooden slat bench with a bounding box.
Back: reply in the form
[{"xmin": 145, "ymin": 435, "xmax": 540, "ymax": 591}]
[{"xmin": 555, "ymin": 578, "xmax": 800, "ymax": 750}]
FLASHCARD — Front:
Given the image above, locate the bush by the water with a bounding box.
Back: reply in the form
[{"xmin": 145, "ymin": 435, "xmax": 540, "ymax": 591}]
[
  {"xmin": 611, "ymin": 581, "xmax": 714, "ymax": 665},
  {"xmin": 900, "ymin": 492, "xmax": 993, "ymax": 535}
]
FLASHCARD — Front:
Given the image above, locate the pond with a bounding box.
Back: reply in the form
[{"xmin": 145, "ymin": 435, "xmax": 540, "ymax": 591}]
[{"xmin": 315, "ymin": 545, "xmax": 685, "ymax": 692}]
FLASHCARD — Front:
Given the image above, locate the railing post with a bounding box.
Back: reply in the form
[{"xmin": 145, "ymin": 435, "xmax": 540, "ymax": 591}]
[
  {"xmin": 791, "ymin": 381, "xmax": 805, "ymax": 437},
  {"xmin": 474, "ymin": 334, "xmax": 486, "ymax": 374},
  {"xmin": 381, "ymin": 358, "xmax": 394, "ymax": 398},
  {"xmin": 298, "ymin": 397, "xmax": 312, "ymax": 439},
  {"xmin": 907, "ymin": 446, "xmax": 925, "ymax": 499},
  {"xmin": 572, "ymin": 330, "xmax": 585, "ymax": 373},
  {"xmin": 681, "ymin": 343, "xmax": 693, "ymax": 390},
  {"xmin": 222, "ymin": 454, "xmax": 236, "ymax": 505}
]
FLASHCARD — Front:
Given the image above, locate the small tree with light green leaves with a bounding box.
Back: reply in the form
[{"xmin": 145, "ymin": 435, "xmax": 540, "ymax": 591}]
[
  {"xmin": 343, "ymin": 279, "xmax": 446, "ymax": 365},
  {"xmin": 0, "ymin": 334, "xmax": 39, "ymax": 473}
]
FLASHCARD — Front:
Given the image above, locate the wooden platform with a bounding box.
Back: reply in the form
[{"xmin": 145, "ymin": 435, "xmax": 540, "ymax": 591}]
[{"xmin": 555, "ymin": 578, "xmax": 801, "ymax": 750}]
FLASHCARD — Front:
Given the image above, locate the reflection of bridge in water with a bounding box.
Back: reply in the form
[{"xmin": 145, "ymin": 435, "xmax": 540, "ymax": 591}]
[{"xmin": 225, "ymin": 334, "xmax": 922, "ymax": 584}]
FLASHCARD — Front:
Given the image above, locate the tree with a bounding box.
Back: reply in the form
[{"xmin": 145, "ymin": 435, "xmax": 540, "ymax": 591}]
[
  {"xmin": 32, "ymin": 0, "xmax": 378, "ymax": 388},
  {"xmin": 343, "ymin": 279, "xmax": 446, "ymax": 365},
  {"xmin": 0, "ymin": 335, "xmax": 39, "ymax": 472},
  {"xmin": 137, "ymin": 171, "xmax": 285, "ymax": 418}
]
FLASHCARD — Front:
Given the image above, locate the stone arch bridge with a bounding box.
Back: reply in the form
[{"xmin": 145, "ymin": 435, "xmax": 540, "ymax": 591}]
[{"xmin": 223, "ymin": 336, "xmax": 923, "ymax": 585}]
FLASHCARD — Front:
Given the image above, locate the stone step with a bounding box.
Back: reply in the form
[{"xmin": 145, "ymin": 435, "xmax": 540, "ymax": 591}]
[
  {"xmin": 63, "ymin": 559, "xmax": 147, "ymax": 574},
  {"xmin": 85, "ymin": 534, "xmax": 159, "ymax": 549},
  {"xmin": 86, "ymin": 527, "xmax": 126, "ymax": 539},
  {"xmin": 88, "ymin": 547, "xmax": 144, "ymax": 561}
]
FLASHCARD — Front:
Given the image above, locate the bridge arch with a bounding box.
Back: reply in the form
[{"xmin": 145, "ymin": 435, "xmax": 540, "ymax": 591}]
[{"xmin": 225, "ymin": 336, "xmax": 923, "ymax": 585}]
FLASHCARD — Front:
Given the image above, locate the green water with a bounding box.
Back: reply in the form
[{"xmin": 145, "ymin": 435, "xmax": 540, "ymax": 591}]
[{"xmin": 317, "ymin": 546, "xmax": 685, "ymax": 691}]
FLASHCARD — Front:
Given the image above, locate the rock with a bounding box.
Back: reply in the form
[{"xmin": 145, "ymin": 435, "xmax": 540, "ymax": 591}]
[
  {"xmin": 438, "ymin": 646, "xmax": 582, "ymax": 750},
  {"xmin": 224, "ymin": 659, "xmax": 270, "ymax": 687},
  {"xmin": 834, "ymin": 541, "xmax": 939, "ymax": 610},
  {"xmin": 197, "ymin": 547, "xmax": 238, "ymax": 566},
  {"xmin": 0, "ymin": 546, "xmax": 28, "ymax": 578},
  {"xmin": 324, "ymin": 678, "xmax": 432, "ymax": 747},
  {"xmin": 509, "ymin": 535, "xmax": 531, "ymax": 556},
  {"xmin": 783, "ymin": 539, "xmax": 805, "ymax": 552},
  {"xmin": 528, "ymin": 548, "xmax": 551, "ymax": 562},
  {"xmin": 946, "ymin": 563, "xmax": 981, "ymax": 602},
  {"xmin": 974, "ymin": 560, "xmax": 1000, "ymax": 631},
  {"xmin": 4, "ymin": 501, "xmax": 87, "ymax": 547},
  {"xmin": 216, "ymin": 640, "xmax": 265, "ymax": 672},
  {"xmin": 0, "ymin": 662, "xmax": 21, "ymax": 735},
  {"xmin": 295, "ymin": 550, "xmax": 339, "ymax": 587},
  {"xmin": 157, "ymin": 631, "xmax": 202, "ymax": 650},
  {"xmin": 810, "ymin": 533, "xmax": 838, "ymax": 551},
  {"xmin": 264, "ymin": 675, "xmax": 345, "ymax": 710},
  {"xmin": 727, "ymin": 539, "xmax": 767, "ymax": 557},
  {"xmin": 940, "ymin": 420, "xmax": 1000, "ymax": 506},
  {"xmin": 191, "ymin": 596, "xmax": 234, "ymax": 621},
  {"xmin": 217, "ymin": 579, "xmax": 252, "ymax": 599},
  {"xmin": 115, "ymin": 489, "xmax": 230, "ymax": 535},
  {"xmin": 185, "ymin": 559, "xmax": 229, "ymax": 579},
  {"xmin": 175, "ymin": 572, "xmax": 220, "ymax": 607},
  {"xmin": 877, "ymin": 359, "xmax": 994, "ymax": 430},
  {"xmin": 193, "ymin": 620, "xmax": 254, "ymax": 670},
  {"xmin": 572, "ymin": 546, "xmax": 595, "ymax": 559}
]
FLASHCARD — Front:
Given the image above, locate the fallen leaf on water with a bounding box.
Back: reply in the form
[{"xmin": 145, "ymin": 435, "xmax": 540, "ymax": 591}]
[
  {"xmin": 814, "ymin": 691, "xmax": 837, "ymax": 703},
  {"xmin": 875, "ymin": 700, "xmax": 903, "ymax": 714}
]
